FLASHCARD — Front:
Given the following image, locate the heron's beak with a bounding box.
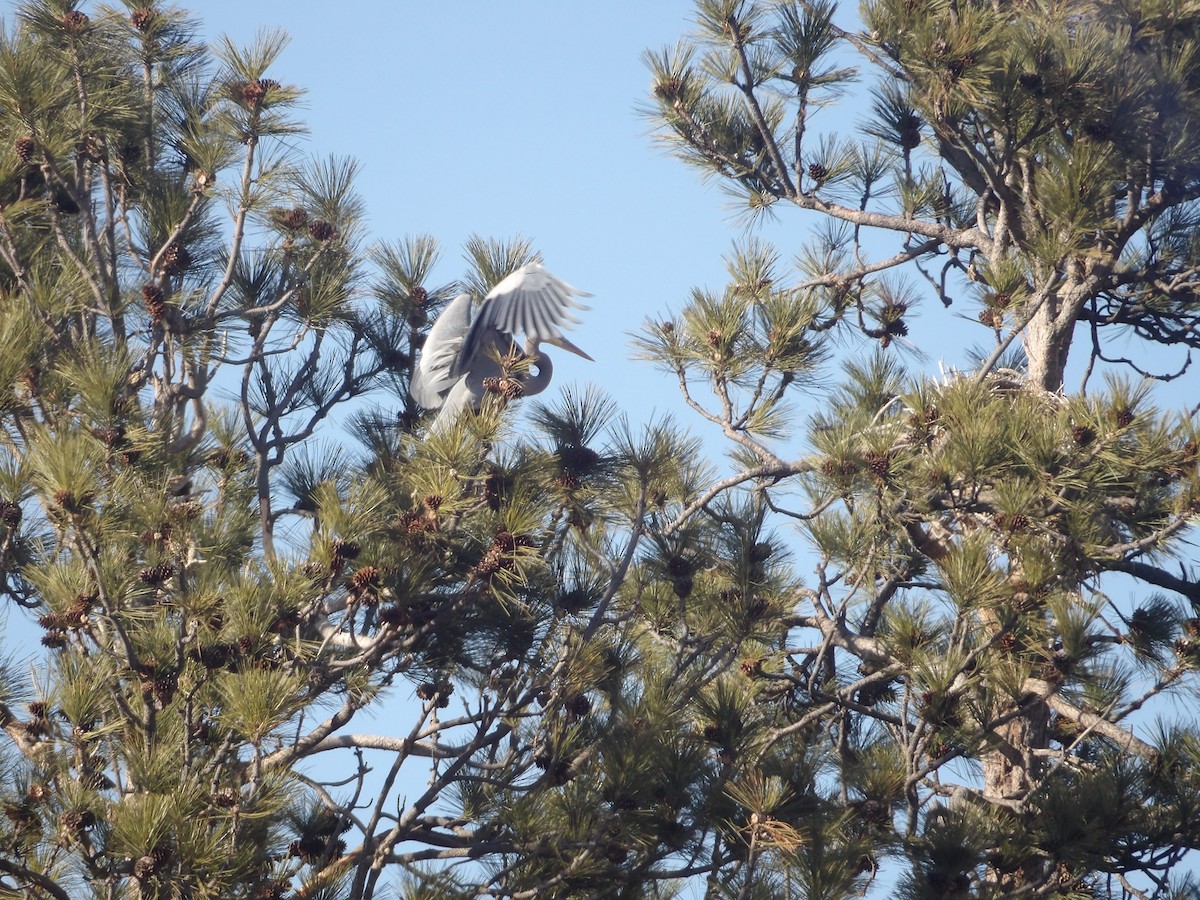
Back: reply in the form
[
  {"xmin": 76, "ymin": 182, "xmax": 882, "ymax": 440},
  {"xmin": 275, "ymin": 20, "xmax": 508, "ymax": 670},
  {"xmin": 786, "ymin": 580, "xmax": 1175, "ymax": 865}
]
[{"xmin": 546, "ymin": 335, "xmax": 594, "ymax": 362}]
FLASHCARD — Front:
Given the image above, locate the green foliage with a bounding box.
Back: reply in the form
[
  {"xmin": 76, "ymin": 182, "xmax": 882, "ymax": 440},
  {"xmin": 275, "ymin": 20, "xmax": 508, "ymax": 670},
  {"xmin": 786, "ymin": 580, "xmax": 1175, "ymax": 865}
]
[{"xmin": 648, "ymin": 0, "xmax": 1200, "ymax": 388}]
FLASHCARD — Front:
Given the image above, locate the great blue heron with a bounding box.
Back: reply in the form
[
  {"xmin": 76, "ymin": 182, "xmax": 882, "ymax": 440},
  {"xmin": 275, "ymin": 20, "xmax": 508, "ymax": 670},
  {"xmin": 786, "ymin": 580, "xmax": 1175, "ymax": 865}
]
[{"xmin": 410, "ymin": 262, "xmax": 592, "ymax": 430}]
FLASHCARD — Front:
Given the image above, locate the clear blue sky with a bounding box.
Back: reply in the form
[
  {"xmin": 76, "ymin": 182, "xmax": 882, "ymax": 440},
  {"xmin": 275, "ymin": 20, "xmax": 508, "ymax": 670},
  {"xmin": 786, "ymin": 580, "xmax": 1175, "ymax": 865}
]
[
  {"xmin": 197, "ymin": 1, "xmax": 773, "ymax": 427},
  {"xmin": 189, "ymin": 0, "xmax": 939, "ymax": 435}
]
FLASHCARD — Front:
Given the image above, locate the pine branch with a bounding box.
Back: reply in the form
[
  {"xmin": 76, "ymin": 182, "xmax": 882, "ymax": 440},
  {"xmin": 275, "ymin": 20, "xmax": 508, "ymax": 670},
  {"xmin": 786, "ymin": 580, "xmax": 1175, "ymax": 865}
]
[
  {"xmin": 1113, "ymin": 559, "xmax": 1200, "ymax": 604},
  {"xmin": 0, "ymin": 859, "xmax": 71, "ymax": 900}
]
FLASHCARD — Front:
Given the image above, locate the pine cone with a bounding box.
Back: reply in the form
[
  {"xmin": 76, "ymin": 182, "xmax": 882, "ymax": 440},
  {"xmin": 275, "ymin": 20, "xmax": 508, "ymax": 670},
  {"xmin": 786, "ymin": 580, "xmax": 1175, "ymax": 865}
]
[
  {"xmin": 196, "ymin": 642, "xmax": 232, "ymax": 669},
  {"xmin": 807, "ymin": 162, "xmax": 829, "ymax": 182},
  {"xmin": 94, "ymin": 425, "xmax": 128, "ymax": 449},
  {"xmin": 60, "ymin": 594, "xmax": 91, "ymax": 626},
  {"xmin": 1018, "ymin": 71, "xmax": 1043, "ymax": 92},
  {"xmin": 946, "ymin": 55, "xmax": 972, "ymax": 80},
  {"xmin": 350, "ymin": 564, "xmax": 381, "ymax": 590},
  {"xmin": 138, "ymin": 562, "xmax": 175, "ymax": 585},
  {"xmin": 909, "ymin": 405, "xmax": 939, "ymax": 431},
  {"xmin": 376, "ymin": 604, "xmax": 409, "ymax": 627},
  {"xmin": 865, "ymin": 451, "xmax": 892, "ymax": 480},
  {"xmin": 289, "ymin": 836, "xmax": 326, "ymax": 862},
  {"xmin": 0, "ymin": 499, "xmax": 22, "ymax": 528},
  {"xmin": 53, "ymin": 489, "xmax": 87, "ymax": 513},
  {"xmin": 308, "ymin": 220, "xmax": 336, "ymax": 242},
  {"xmin": 554, "ymin": 471, "xmax": 581, "ymax": 491},
  {"xmin": 482, "ymin": 468, "xmax": 505, "ymax": 511},
  {"xmin": 852, "ymin": 798, "xmax": 890, "ymax": 825},
  {"xmin": 152, "ymin": 674, "xmax": 177, "ymax": 704},
  {"xmin": 1072, "ymin": 424, "xmax": 1096, "ymax": 446},
  {"xmin": 281, "ymin": 206, "xmax": 308, "ymax": 230},
  {"xmin": 141, "ymin": 283, "xmax": 166, "ymax": 323},
  {"xmin": 605, "ymin": 842, "xmax": 631, "ymax": 864},
  {"xmin": 250, "ymin": 880, "xmax": 288, "ymax": 900},
  {"xmin": 416, "ymin": 681, "xmax": 451, "ymax": 707},
  {"xmin": 4, "ymin": 803, "xmax": 35, "ymax": 828},
  {"xmin": 409, "ymin": 285, "xmax": 428, "ymax": 306},
  {"xmin": 133, "ymin": 855, "xmax": 157, "ymax": 881},
  {"xmin": 558, "ymin": 443, "xmax": 601, "ymax": 475},
  {"xmin": 349, "ymin": 565, "xmax": 382, "ymax": 604},
  {"xmin": 211, "ymin": 787, "xmax": 239, "ymax": 809},
  {"xmin": 241, "ymin": 80, "xmax": 267, "ymax": 107},
  {"xmin": 740, "ymin": 657, "xmax": 763, "ymax": 678},
  {"xmin": 62, "ymin": 10, "xmax": 89, "ymax": 32},
  {"xmin": 479, "ymin": 376, "xmax": 522, "ymax": 399},
  {"xmin": 1038, "ymin": 655, "xmax": 1071, "ymax": 682},
  {"xmin": 42, "ymin": 630, "xmax": 68, "ymax": 649},
  {"xmin": 1113, "ymin": 407, "xmax": 1135, "ymax": 429},
  {"xmin": 13, "ymin": 136, "xmax": 35, "ymax": 163},
  {"xmin": 161, "ymin": 243, "xmax": 191, "ymax": 276},
  {"xmin": 207, "ymin": 446, "xmax": 249, "ymax": 468},
  {"xmin": 1003, "ymin": 513, "xmax": 1029, "ymax": 532},
  {"xmin": 566, "ymin": 693, "xmax": 592, "ymax": 718},
  {"xmin": 654, "ymin": 77, "xmax": 685, "ymax": 101},
  {"xmin": 474, "ymin": 550, "xmax": 504, "ymax": 579},
  {"xmin": 548, "ymin": 760, "xmax": 574, "ymax": 784},
  {"xmin": 330, "ymin": 537, "xmax": 360, "ymax": 564},
  {"xmin": 130, "ymin": 7, "xmax": 156, "ymax": 30},
  {"xmin": 898, "ymin": 112, "xmax": 922, "ymax": 150},
  {"xmin": 667, "ymin": 555, "xmax": 693, "ymax": 577}
]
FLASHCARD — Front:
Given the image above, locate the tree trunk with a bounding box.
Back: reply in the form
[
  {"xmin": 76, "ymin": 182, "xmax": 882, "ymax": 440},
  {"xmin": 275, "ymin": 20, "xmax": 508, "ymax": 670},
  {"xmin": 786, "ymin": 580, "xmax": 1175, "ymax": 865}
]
[
  {"xmin": 981, "ymin": 704, "xmax": 1049, "ymax": 800},
  {"xmin": 1022, "ymin": 264, "xmax": 1109, "ymax": 391},
  {"xmin": 1023, "ymin": 302, "xmax": 1074, "ymax": 392}
]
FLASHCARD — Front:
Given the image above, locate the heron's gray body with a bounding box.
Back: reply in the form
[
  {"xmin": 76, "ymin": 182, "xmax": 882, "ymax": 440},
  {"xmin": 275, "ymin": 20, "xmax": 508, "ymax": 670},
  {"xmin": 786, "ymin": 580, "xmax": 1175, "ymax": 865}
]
[{"xmin": 410, "ymin": 263, "xmax": 592, "ymax": 430}]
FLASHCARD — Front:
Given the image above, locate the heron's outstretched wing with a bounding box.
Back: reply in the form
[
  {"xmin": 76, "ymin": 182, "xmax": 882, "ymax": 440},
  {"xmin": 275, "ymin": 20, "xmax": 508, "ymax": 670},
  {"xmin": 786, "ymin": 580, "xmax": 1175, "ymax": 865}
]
[
  {"xmin": 452, "ymin": 262, "xmax": 592, "ymax": 377},
  {"xmin": 410, "ymin": 293, "xmax": 474, "ymax": 409}
]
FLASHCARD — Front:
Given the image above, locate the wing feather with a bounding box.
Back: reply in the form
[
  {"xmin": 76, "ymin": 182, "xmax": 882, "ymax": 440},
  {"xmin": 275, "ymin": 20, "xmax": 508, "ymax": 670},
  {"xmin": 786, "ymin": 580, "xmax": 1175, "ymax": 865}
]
[
  {"xmin": 452, "ymin": 262, "xmax": 592, "ymax": 375},
  {"xmin": 410, "ymin": 294, "xmax": 473, "ymax": 409}
]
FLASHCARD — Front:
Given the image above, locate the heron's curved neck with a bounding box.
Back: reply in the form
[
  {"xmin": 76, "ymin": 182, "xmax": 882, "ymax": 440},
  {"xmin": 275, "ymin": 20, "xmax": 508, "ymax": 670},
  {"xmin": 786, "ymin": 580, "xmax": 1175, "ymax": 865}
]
[{"xmin": 522, "ymin": 350, "xmax": 553, "ymax": 397}]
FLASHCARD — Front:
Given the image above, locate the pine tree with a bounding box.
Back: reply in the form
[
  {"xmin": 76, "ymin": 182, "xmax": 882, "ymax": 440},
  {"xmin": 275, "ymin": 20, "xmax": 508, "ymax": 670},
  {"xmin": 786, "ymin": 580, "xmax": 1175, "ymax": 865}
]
[{"xmin": 635, "ymin": 0, "xmax": 1200, "ymax": 897}]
